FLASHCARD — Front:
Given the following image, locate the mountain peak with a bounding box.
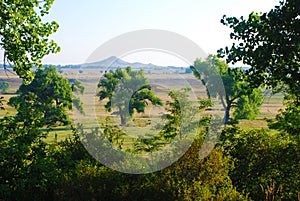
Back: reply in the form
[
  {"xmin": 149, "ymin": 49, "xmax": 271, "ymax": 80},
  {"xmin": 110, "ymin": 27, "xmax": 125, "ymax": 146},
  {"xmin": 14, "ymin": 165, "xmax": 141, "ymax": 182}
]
[
  {"xmin": 83, "ymin": 56, "xmax": 130, "ymax": 68},
  {"xmin": 82, "ymin": 56, "xmax": 186, "ymax": 69}
]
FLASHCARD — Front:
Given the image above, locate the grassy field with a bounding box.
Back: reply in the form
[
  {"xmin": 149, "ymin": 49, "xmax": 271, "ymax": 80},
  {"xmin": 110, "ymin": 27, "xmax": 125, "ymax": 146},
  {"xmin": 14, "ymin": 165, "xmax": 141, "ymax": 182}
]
[{"xmin": 0, "ymin": 69, "xmax": 284, "ymax": 144}]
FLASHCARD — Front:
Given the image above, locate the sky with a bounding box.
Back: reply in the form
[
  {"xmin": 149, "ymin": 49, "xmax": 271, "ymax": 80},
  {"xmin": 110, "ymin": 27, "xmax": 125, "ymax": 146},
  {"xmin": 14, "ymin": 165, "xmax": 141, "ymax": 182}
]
[{"xmin": 36, "ymin": 0, "xmax": 279, "ymax": 66}]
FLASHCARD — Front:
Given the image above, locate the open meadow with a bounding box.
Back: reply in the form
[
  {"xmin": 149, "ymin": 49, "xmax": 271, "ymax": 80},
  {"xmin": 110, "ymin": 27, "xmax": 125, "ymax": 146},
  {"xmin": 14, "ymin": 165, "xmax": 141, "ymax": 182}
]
[{"xmin": 0, "ymin": 68, "xmax": 283, "ymax": 144}]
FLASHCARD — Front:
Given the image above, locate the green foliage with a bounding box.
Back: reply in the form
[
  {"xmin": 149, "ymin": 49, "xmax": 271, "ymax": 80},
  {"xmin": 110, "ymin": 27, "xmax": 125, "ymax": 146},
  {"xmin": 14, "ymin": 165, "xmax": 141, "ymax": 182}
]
[
  {"xmin": 234, "ymin": 88, "xmax": 263, "ymax": 120},
  {"xmin": 45, "ymin": 130, "xmax": 248, "ymax": 201},
  {"xmin": 0, "ymin": 68, "xmax": 86, "ymax": 200},
  {"xmin": 70, "ymin": 79, "xmax": 85, "ymax": 94},
  {"xmin": 0, "ymin": 114, "xmax": 60, "ymax": 200},
  {"xmin": 218, "ymin": 0, "xmax": 300, "ymax": 97},
  {"xmin": 218, "ymin": 0, "xmax": 299, "ymax": 136},
  {"xmin": 98, "ymin": 67, "xmax": 162, "ymax": 125},
  {"xmin": 161, "ymin": 88, "xmax": 207, "ymax": 140},
  {"xmin": 8, "ymin": 66, "xmax": 75, "ymax": 127},
  {"xmin": 220, "ymin": 127, "xmax": 300, "ymax": 200},
  {"xmin": 50, "ymin": 126, "xmax": 98, "ymax": 170},
  {"xmin": 155, "ymin": 137, "xmax": 249, "ymax": 200},
  {"xmin": 0, "ymin": 81, "xmax": 9, "ymax": 93},
  {"xmin": 103, "ymin": 117, "xmax": 126, "ymax": 149},
  {"xmin": 191, "ymin": 55, "xmax": 263, "ymax": 124},
  {"xmin": 133, "ymin": 88, "xmax": 211, "ymax": 153},
  {"xmin": 0, "ymin": 96, "xmax": 4, "ymax": 110},
  {"xmin": 0, "ymin": 0, "xmax": 60, "ymax": 83},
  {"xmin": 268, "ymin": 96, "xmax": 300, "ymax": 135}
]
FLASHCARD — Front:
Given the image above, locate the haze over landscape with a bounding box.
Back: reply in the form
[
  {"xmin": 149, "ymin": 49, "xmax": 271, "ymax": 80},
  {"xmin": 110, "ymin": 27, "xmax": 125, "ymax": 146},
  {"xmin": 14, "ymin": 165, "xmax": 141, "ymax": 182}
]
[
  {"xmin": 0, "ymin": 0, "xmax": 279, "ymax": 67},
  {"xmin": 0, "ymin": 0, "xmax": 299, "ymax": 200}
]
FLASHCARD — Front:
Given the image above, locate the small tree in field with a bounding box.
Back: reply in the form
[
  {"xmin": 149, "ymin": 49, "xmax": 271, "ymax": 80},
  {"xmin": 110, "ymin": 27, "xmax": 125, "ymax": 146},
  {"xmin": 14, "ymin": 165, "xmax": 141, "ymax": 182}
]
[
  {"xmin": 0, "ymin": 82, "xmax": 9, "ymax": 93},
  {"xmin": 9, "ymin": 66, "xmax": 81, "ymax": 127},
  {"xmin": 98, "ymin": 67, "xmax": 162, "ymax": 126}
]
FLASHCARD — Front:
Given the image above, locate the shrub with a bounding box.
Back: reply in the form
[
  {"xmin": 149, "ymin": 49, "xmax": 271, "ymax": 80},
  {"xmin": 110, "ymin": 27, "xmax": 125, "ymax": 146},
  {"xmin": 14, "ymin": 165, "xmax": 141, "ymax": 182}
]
[{"xmin": 220, "ymin": 127, "xmax": 300, "ymax": 200}]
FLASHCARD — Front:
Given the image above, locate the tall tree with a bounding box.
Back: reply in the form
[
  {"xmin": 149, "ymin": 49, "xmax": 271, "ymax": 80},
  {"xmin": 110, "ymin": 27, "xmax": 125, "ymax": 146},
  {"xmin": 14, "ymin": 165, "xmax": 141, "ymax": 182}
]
[
  {"xmin": 9, "ymin": 66, "xmax": 81, "ymax": 127},
  {"xmin": 0, "ymin": 0, "xmax": 60, "ymax": 83},
  {"xmin": 218, "ymin": 0, "xmax": 299, "ymax": 134},
  {"xmin": 191, "ymin": 55, "xmax": 263, "ymax": 124},
  {"xmin": 218, "ymin": 0, "xmax": 299, "ymax": 101},
  {"xmin": 98, "ymin": 67, "xmax": 162, "ymax": 126}
]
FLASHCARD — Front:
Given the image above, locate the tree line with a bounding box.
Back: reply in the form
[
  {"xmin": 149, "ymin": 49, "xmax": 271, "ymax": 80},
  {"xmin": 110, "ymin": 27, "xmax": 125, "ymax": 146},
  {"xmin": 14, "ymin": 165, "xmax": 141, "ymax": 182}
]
[{"xmin": 0, "ymin": 0, "xmax": 299, "ymax": 200}]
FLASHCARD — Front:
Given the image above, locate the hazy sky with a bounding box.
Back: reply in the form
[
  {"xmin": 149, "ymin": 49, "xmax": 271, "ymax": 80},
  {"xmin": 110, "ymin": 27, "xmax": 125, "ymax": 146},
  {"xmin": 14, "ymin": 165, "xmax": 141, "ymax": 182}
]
[{"xmin": 38, "ymin": 0, "xmax": 278, "ymax": 66}]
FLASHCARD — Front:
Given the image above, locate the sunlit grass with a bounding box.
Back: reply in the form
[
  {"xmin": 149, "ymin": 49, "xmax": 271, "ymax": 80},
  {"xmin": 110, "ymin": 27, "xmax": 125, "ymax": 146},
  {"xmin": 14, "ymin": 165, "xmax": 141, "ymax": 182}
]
[{"xmin": 1, "ymin": 71, "xmax": 285, "ymax": 143}]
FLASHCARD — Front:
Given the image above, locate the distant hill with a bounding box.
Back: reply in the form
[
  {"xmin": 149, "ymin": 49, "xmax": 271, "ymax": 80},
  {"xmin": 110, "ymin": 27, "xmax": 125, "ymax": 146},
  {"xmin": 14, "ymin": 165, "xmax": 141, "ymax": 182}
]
[
  {"xmin": 81, "ymin": 56, "xmax": 178, "ymax": 69},
  {"xmin": 82, "ymin": 56, "xmax": 130, "ymax": 68},
  {"xmin": 0, "ymin": 57, "xmax": 251, "ymax": 74}
]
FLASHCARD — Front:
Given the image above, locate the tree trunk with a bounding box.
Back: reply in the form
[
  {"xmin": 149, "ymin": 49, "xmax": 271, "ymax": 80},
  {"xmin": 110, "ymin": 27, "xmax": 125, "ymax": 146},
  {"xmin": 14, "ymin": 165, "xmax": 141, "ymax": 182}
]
[
  {"xmin": 118, "ymin": 105, "xmax": 127, "ymax": 126},
  {"xmin": 120, "ymin": 113, "xmax": 127, "ymax": 126},
  {"xmin": 223, "ymin": 104, "xmax": 231, "ymax": 124}
]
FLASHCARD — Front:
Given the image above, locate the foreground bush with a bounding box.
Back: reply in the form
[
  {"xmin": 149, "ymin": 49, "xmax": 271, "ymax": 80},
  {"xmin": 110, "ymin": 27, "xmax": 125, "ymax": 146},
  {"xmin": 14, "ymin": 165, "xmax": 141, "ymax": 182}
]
[
  {"xmin": 220, "ymin": 127, "xmax": 300, "ymax": 200},
  {"xmin": 51, "ymin": 132, "xmax": 248, "ymax": 201}
]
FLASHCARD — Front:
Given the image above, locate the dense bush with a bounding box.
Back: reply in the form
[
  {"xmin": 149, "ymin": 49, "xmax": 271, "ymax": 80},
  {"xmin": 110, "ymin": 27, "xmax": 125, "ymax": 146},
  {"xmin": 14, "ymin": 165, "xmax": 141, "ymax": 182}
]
[
  {"xmin": 3, "ymin": 121, "xmax": 299, "ymax": 201},
  {"xmin": 220, "ymin": 126, "xmax": 300, "ymax": 200},
  {"xmin": 50, "ymin": 132, "xmax": 249, "ymax": 201}
]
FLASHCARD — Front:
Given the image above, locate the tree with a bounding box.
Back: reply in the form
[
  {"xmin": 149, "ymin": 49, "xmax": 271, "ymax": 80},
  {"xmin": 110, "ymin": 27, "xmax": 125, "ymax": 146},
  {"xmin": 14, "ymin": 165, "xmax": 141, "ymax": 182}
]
[
  {"xmin": 0, "ymin": 0, "xmax": 60, "ymax": 83},
  {"xmin": 9, "ymin": 66, "xmax": 78, "ymax": 127},
  {"xmin": 0, "ymin": 97, "xmax": 4, "ymax": 110},
  {"xmin": 98, "ymin": 67, "xmax": 162, "ymax": 126},
  {"xmin": 0, "ymin": 68, "xmax": 85, "ymax": 200},
  {"xmin": 218, "ymin": 0, "xmax": 299, "ymax": 101},
  {"xmin": 133, "ymin": 88, "xmax": 207, "ymax": 153},
  {"xmin": 70, "ymin": 79, "xmax": 85, "ymax": 95},
  {"xmin": 191, "ymin": 55, "xmax": 263, "ymax": 124},
  {"xmin": 160, "ymin": 88, "xmax": 204, "ymax": 140},
  {"xmin": 268, "ymin": 94, "xmax": 300, "ymax": 135},
  {"xmin": 233, "ymin": 88, "xmax": 263, "ymax": 121},
  {"xmin": 0, "ymin": 81, "xmax": 9, "ymax": 93},
  {"xmin": 218, "ymin": 0, "xmax": 299, "ymax": 133},
  {"xmin": 220, "ymin": 127, "xmax": 300, "ymax": 200}
]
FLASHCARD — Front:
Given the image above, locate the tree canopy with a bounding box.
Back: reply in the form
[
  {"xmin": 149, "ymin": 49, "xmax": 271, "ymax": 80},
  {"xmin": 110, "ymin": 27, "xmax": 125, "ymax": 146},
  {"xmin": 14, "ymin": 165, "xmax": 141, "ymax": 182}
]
[
  {"xmin": 218, "ymin": 0, "xmax": 299, "ymax": 134},
  {"xmin": 98, "ymin": 67, "xmax": 162, "ymax": 126},
  {"xmin": 218, "ymin": 0, "xmax": 299, "ymax": 100},
  {"xmin": 9, "ymin": 66, "xmax": 77, "ymax": 127},
  {"xmin": 0, "ymin": 0, "xmax": 60, "ymax": 83},
  {"xmin": 191, "ymin": 55, "xmax": 263, "ymax": 124},
  {"xmin": 0, "ymin": 81, "xmax": 9, "ymax": 93}
]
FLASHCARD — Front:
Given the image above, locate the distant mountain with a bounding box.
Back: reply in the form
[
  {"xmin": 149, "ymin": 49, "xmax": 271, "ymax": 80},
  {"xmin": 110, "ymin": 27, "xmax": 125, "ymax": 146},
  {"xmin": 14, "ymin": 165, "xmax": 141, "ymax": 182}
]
[
  {"xmin": 82, "ymin": 56, "xmax": 129, "ymax": 68},
  {"xmin": 81, "ymin": 56, "xmax": 175, "ymax": 69}
]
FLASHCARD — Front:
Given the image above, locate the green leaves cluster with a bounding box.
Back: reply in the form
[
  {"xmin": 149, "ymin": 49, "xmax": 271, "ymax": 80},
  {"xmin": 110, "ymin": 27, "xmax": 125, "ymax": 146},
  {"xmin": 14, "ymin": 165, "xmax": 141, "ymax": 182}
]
[
  {"xmin": 218, "ymin": 0, "xmax": 299, "ymax": 98},
  {"xmin": 161, "ymin": 88, "xmax": 201, "ymax": 140},
  {"xmin": 191, "ymin": 55, "xmax": 263, "ymax": 124},
  {"xmin": 9, "ymin": 66, "xmax": 75, "ymax": 127},
  {"xmin": 234, "ymin": 88, "xmax": 263, "ymax": 121},
  {"xmin": 220, "ymin": 127, "xmax": 300, "ymax": 200},
  {"xmin": 0, "ymin": 81, "xmax": 9, "ymax": 93},
  {"xmin": 268, "ymin": 95, "xmax": 300, "ymax": 135},
  {"xmin": 0, "ymin": 66, "xmax": 86, "ymax": 200},
  {"xmin": 134, "ymin": 88, "xmax": 211, "ymax": 153},
  {"xmin": 0, "ymin": 0, "xmax": 60, "ymax": 83},
  {"xmin": 219, "ymin": 0, "xmax": 299, "ymax": 134},
  {"xmin": 98, "ymin": 67, "xmax": 162, "ymax": 125}
]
